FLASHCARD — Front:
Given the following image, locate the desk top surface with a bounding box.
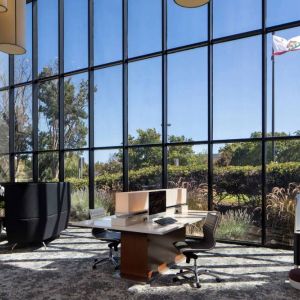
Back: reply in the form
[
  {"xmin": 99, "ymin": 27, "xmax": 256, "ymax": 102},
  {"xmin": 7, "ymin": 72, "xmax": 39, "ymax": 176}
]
[{"xmin": 70, "ymin": 211, "xmax": 206, "ymax": 235}]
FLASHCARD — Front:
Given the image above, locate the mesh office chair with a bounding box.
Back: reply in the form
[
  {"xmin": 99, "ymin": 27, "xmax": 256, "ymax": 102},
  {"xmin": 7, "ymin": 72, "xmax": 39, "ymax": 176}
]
[
  {"xmin": 173, "ymin": 212, "xmax": 222, "ymax": 288},
  {"xmin": 90, "ymin": 208, "xmax": 121, "ymax": 270}
]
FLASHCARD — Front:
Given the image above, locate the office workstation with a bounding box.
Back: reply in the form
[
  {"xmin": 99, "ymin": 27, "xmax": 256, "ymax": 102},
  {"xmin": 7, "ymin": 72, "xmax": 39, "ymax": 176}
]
[
  {"xmin": 1, "ymin": 0, "xmax": 300, "ymax": 299},
  {"xmin": 72, "ymin": 188, "xmax": 211, "ymax": 281}
]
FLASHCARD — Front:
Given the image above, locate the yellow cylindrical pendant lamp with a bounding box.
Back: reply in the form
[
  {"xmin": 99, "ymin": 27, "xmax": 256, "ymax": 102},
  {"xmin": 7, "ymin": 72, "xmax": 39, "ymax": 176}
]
[
  {"xmin": 174, "ymin": 0, "xmax": 209, "ymax": 8},
  {"xmin": 0, "ymin": 0, "xmax": 26, "ymax": 55},
  {"xmin": 0, "ymin": 0, "xmax": 7, "ymax": 12}
]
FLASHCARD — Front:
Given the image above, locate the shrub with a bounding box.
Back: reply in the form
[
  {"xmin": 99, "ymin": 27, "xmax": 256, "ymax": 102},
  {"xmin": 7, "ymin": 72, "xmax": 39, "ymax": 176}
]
[
  {"xmin": 216, "ymin": 209, "xmax": 252, "ymax": 240},
  {"xmin": 66, "ymin": 162, "xmax": 300, "ymax": 205},
  {"xmin": 95, "ymin": 186, "xmax": 117, "ymax": 215},
  {"xmin": 266, "ymin": 183, "xmax": 299, "ymax": 234},
  {"xmin": 70, "ymin": 188, "xmax": 89, "ymax": 221}
]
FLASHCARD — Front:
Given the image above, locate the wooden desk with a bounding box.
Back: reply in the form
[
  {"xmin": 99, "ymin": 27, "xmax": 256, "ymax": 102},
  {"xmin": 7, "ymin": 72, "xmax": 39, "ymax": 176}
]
[{"xmin": 71, "ymin": 212, "xmax": 206, "ymax": 281}]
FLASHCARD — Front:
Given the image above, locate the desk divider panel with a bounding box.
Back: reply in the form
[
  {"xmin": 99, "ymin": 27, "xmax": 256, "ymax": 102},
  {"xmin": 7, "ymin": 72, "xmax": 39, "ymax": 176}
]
[{"xmin": 115, "ymin": 188, "xmax": 187, "ymax": 215}]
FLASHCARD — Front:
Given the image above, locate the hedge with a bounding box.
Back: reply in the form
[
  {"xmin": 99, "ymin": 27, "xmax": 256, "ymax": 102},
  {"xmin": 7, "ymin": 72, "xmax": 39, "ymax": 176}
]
[{"xmin": 65, "ymin": 162, "xmax": 300, "ymax": 196}]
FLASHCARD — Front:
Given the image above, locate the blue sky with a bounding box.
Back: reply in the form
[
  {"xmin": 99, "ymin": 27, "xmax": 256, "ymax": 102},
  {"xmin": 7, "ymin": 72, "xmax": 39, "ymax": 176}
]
[{"xmin": 1, "ymin": 0, "xmax": 300, "ymax": 163}]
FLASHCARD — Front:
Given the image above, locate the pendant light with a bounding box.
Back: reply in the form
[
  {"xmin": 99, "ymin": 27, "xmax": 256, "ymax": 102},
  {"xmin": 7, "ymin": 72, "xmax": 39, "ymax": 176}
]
[
  {"xmin": 0, "ymin": 0, "xmax": 7, "ymax": 13},
  {"xmin": 174, "ymin": 0, "xmax": 209, "ymax": 8},
  {"xmin": 0, "ymin": 0, "xmax": 26, "ymax": 55}
]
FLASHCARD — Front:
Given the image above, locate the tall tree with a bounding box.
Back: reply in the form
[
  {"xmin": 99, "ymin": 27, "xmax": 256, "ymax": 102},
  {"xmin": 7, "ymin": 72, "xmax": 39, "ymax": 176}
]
[{"xmin": 38, "ymin": 65, "xmax": 90, "ymax": 180}]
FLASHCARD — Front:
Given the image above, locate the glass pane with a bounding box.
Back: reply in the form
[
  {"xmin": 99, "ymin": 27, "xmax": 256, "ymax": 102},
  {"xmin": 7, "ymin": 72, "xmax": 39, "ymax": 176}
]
[
  {"xmin": 213, "ymin": 37, "xmax": 261, "ymax": 140},
  {"xmin": 94, "ymin": 66, "xmax": 122, "ymax": 147},
  {"xmin": 267, "ymin": 28, "xmax": 300, "ymax": 137},
  {"xmin": 129, "ymin": 146, "xmax": 162, "ymax": 191},
  {"xmin": 38, "ymin": 80, "xmax": 59, "ymax": 150},
  {"xmin": 213, "ymin": 142, "xmax": 262, "ymax": 244},
  {"xmin": 94, "ymin": 149, "xmax": 123, "ymax": 215},
  {"xmin": 0, "ymin": 90, "xmax": 9, "ymax": 154},
  {"xmin": 65, "ymin": 151, "xmax": 89, "ymax": 221},
  {"xmin": 167, "ymin": 1, "xmax": 207, "ymax": 49},
  {"xmin": 0, "ymin": 52, "xmax": 9, "ymax": 88},
  {"xmin": 168, "ymin": 145, "xmax": 208, "ymax": 211},
  {"xmin": 168, "ymin": 48, "xmax": 207, "ymax": 142},
  {"xmin": 266, "ymin": 140, "xmax": 300, "ymax": 247},
  {"xmin": 15, "ymin": 154, "xmax": 33, "ymax": 182},
  {"xmin": 267, "ymin": 0, "xmax": 300, "ymax": 27},
  {"xmin": 15, "ymin": 3, "xmax": 32, "ymax": 84},
  {"xmin": 213, "ymin": 0, "xmax": 261, "ymax": 38},
  {"xmin": 15, "ymin": 85, "xmax": 32, "ymax": 152},
  {"xmin": 38, "ymin": 152, "xmax": 59, "ymax": 182},
  {"xmin": 64, "ymin": 0, "xmax": 88, "ymax": 72},
  {"xmin": 38, "ymin": 0, "xmax": 58, "ymax": 77},
  {"xmin": 128, "ymin": 57, "xmax": 162, "ymax": 145},
  {"xmin": 128, "ymin": 0, "xmax": 162, "ymax": 58},
  {"xmin": 94, "ymin": 0, "xmax": 122, "ymax": 65},
  {"xmin": 64, "ymin": 73, "xmax": 89, "ymax": 149},
  {"xmin": 0, "ymin": 155, "xmax": 9, "ymax": 182}
]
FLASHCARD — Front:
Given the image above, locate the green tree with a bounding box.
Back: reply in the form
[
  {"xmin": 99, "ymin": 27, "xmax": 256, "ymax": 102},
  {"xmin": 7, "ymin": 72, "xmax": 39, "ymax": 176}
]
[
  {"xmin": 113, "ymin": 128, "xmax": 205, "ymax": 170},
  {"xmin": 216, "ymin": 131, "xmax": 300, "ymax": 166},
  {"xmin": 38, "ymin": 65, "xmax": 90, "ymax": 180}
]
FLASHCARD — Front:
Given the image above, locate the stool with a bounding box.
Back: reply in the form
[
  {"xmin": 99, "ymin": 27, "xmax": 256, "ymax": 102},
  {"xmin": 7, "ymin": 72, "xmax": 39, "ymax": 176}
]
[{"xmin": 289, "ymin": 268, "xmax": 300, "ymax": 290}]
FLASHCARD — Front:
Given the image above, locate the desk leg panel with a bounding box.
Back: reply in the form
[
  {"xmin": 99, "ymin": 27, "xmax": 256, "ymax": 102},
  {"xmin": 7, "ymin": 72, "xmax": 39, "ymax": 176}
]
[
  {"xmin": 148, "ymin": 227, "xmax": 185, "ymax": 272},
  {"xmin": 120, "ymin": 232, "xmax": 150, "ymax": 280},
  {"xmin": 120, "ymin": 228, "xmax": 185, "ymax": 281}
]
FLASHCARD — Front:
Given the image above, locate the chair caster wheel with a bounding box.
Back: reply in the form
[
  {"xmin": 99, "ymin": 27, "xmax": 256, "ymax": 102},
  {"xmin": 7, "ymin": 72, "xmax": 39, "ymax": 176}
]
[
  {"xmin": 196, "ymin": 283, "xmax": 201, "ymax": 288},
  {"xmin": 92, "ymin": 265, "xmax": 97, "ymax": 270},
  {"xmin": 216, "ymin": 278, "xmax": 222, "ymax": 283},
  {"xmin": 94, "ymin": 259, "xmax": 98, "ymax": 262},
  {"xmin": 179, "ymin": 269, "xmax": 183, "ymax": 273},
  {"xmin": 115, "ymin": 266, "xmax": 119, "ymax": 270},
  {"xmin": 173, "ymin": 277, "xmax": 179, "ymax": 283}
]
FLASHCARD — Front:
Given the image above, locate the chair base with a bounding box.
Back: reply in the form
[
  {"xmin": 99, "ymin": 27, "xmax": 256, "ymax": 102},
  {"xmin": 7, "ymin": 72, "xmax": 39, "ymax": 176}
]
[
  {"xmin": 92, "ymin": 246, "xmax": 120, "ymax": 270},
  {"xmin": 172, "ymin": 263, "xmax": 223, "ymax": 288}
]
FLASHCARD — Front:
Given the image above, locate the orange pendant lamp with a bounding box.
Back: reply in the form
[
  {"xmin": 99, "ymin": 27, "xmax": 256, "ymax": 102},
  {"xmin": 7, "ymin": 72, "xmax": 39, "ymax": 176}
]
[
  {"xmin": 174, "ymin": 0, "xmax": 209, "ymax": 8},
  {"xmin": 0, "ymin": 0, "xmax": 26, "ymax": 55},
  {"xmin": 0, "ymin": 0, "xmax": 7, "ymax": 12}
]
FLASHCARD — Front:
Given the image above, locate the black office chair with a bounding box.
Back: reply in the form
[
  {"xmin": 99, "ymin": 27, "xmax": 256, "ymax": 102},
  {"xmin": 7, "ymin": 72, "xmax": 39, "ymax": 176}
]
[
  {"xmin": 90, "ymin": 208, "xmax": 121, "ymax": 270},
  {"xmin": 173, "ymin": 212, "xmax": 222, "ymax": 288}
]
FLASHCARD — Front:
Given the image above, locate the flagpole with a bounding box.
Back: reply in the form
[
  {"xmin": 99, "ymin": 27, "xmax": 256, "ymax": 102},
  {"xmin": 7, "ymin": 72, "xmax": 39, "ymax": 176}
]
[{"xmin": 271, "ymin": 32, "xmax": 275, "ymax": 161}]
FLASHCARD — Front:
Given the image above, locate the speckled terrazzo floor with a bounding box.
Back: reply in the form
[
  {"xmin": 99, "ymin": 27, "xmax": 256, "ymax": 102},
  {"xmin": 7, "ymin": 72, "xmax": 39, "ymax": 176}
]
[{"xmin": 0, "ymin": 227, "xmax": 299, "ymax": 300}]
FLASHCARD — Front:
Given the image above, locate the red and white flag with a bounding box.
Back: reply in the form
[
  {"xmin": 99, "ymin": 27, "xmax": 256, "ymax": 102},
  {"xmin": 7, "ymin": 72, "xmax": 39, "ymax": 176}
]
[{"xmin": 273, "ymin": 35, "xmax": 300, "ymax": 56}]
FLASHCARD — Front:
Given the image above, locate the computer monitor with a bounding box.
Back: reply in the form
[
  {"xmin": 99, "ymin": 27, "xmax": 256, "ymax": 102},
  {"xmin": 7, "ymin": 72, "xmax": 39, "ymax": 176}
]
[{"xmin": 148, "ymin": 191, "xmax": 166, "ymax": 219}]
